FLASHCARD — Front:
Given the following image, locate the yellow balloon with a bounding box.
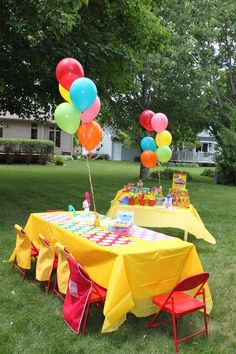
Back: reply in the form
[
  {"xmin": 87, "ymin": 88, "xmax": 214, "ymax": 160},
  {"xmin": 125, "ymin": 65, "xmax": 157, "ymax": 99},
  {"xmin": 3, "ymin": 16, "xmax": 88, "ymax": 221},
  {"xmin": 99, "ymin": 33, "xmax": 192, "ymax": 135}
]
[
  {"xmin": 59, "ymin": 84, "xmax": 72, "ymax": 104},
  {"xmin": 155, "ymin": 130, "xmax": 172, "ymax": 147}
]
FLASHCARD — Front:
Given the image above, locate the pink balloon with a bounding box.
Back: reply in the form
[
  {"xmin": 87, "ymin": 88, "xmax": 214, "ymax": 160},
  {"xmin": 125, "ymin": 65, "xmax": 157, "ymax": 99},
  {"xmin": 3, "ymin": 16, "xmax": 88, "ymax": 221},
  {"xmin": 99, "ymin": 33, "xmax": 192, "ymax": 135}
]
[
  {"xmin": 80, "ymin": 96, "xmax": 101, "ymax": 124},
  {"xmin": 151, "ymin": 113, "xmax": 168, "ymax": 133}
]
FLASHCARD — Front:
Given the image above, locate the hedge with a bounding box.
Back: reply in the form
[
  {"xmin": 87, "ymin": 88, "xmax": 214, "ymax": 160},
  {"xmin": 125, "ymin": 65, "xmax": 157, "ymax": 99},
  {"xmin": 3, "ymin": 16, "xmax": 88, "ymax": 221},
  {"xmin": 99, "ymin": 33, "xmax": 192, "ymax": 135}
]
[{"xmin": 0, "ymin": 139, "xmax": 55, "ymax": 164}]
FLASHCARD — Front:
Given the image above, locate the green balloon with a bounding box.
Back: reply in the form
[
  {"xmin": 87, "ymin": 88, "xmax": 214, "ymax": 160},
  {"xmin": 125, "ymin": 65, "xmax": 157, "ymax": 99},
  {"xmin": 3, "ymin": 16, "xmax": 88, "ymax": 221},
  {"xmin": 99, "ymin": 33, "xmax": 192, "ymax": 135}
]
[
  {"xmin": 54, "ymin": 102, "xmax": 80, "ymax": 134},
  {"xmin": 156, "ymin": 146, "xmax": 172, "ymax": 163}
]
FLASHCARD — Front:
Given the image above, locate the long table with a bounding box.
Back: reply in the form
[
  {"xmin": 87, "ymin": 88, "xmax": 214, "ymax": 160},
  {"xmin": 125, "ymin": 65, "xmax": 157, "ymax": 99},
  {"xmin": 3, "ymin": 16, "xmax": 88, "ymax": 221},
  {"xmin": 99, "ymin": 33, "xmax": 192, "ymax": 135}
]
[
  {"xmin": 107, "ymin": 189, "xmax": 216, "ymax": 244},
  {"xmin": 13, "ymin": 211, "xmax": 213, "ymax": 332}
]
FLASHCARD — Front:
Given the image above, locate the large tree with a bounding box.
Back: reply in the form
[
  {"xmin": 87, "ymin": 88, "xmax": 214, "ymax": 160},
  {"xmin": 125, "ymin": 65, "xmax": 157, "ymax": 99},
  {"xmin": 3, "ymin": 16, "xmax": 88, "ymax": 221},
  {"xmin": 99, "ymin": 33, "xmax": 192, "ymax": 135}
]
[
  {"xmin": 156, "ymin": 0, "xmax": 236, "ymax": 184},
  {"xmin": 0, "ymin": 0, "xmax": 167, "ymax": 118},
  {"xmin": 2, "ymin": 1, "xmax": 235, "ymax": 183},
  {"xmin": 104, "ymin": 0, "xmax": 236, "ymax": 183}
]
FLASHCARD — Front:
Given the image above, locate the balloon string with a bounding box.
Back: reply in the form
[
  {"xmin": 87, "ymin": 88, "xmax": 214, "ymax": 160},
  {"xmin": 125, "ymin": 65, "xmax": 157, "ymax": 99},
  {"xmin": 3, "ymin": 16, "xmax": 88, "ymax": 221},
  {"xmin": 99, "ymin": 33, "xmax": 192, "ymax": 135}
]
[
  {"xmin": 85, "ymin": 156, "xmax": 97, "ymax": 213},
  {"xmin": 157, "ymin": 162, "xmax": 161, "ymax": 186},
  {"xmin": 82, "ymin": 123, "xmax": 97, "ymax": 213}
]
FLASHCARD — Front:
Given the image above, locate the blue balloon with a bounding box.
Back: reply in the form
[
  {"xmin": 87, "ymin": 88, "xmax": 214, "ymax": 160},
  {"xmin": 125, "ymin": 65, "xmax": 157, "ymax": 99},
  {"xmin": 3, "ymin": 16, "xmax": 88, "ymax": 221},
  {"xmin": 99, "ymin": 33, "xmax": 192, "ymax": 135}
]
[
  {"xmin": 140, "ymin": 137, "xmax": 157, "ymax": 151},
  {"xmin": 70, "ymin": 77, "xmax": 97, "ymax": 112}
]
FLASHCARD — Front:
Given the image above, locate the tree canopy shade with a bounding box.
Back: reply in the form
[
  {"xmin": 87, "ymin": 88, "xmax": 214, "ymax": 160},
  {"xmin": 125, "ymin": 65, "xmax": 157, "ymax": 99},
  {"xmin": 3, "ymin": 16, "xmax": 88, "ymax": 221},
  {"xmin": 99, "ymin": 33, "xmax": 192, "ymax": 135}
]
[
  {"xmin": 1, "ymin": 0, "xmax": 236, "ymax": 183},
  {"xmin": 156, "ymin": 0, "xmax": 236, "ymax": 184},
  {"xmin": 0, "ymin": 0, "xmax": 167, "ymax": 118},
  {"xmin": 104, "ymin": 0, "xmax": 236, "ymax": 183}
]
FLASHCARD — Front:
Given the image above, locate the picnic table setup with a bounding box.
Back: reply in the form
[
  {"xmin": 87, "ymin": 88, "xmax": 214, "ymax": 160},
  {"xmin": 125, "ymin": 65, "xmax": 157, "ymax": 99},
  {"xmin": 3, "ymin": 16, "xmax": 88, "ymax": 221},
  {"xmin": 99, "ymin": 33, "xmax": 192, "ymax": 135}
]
[
  {"xmin": 10, "ymin": 209, "xmax": 213, "ymax": 334},
  {"xmin": 9, "ymin": 57, "xmax": 215, "ymax": 353}
]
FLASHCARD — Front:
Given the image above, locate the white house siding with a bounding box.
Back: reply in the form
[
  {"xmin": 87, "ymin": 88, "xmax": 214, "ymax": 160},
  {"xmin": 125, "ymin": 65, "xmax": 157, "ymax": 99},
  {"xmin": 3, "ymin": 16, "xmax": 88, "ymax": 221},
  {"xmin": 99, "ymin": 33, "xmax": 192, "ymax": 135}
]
[
  {"xmin": 43, "ymin": 125, "xmax": 50, "ymax": 140},
  {"xmin": 112, "ymin": 141, "xmax": 122, "ymax": 160},
  {"xmin": 98, "ymin": 129, "xmax": 113, "ymax": 156},
  {"xmin": 82, "ymin": 128, "xmax": 113, "ymax": 157},
  {"xmin": 121, "ymin": 146, "xmax": 140, "ymax": 161},
  {"xmin": 0, "ymin": 116, "xmax": 74, "ymax": 155},
  {"xmin": 60, "ymin": 132, "xmax": 73, "ymax": 155},
  {"xmin": 3, "ymin": 120, "xmax": 31, "ymax": 139}
]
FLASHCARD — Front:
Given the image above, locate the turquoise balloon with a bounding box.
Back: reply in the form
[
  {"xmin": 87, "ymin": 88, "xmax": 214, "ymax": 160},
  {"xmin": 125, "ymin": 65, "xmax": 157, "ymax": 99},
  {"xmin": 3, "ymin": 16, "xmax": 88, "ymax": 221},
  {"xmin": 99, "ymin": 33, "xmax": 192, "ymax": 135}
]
[
  {"xmin": 70, "ymin": 77, "xmax": 97, "ymax": 113},
  {"xmin": 140, "ymin": 137, "xmax": 157, "ymax": 151},
  {"xmin": 156, "ymin": 146, "xmax": 172, "ymax": 163},
  {"xmin": 54, "ymin": 102, "xmax": 80, "ymax": 134}
]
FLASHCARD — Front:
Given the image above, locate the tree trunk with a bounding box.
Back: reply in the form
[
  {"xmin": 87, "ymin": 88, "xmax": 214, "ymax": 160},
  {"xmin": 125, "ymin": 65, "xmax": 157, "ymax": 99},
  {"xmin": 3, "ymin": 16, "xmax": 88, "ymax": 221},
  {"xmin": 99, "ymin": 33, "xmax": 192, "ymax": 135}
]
[{"xmin": 139, "ymin": 163, "xmax": 150, "ymax": 180}]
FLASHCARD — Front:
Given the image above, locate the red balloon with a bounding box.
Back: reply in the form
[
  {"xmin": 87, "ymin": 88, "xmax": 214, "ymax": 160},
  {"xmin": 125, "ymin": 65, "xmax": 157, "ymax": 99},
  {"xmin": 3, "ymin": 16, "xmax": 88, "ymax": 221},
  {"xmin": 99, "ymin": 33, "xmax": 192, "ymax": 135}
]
[
  {"xmin": 139, "ymin": 110, "xmax": 155, "ymax": 131},
  {"xmin": 56, "ymin": 58, "xmax": 84, "ymax": 90},
  {"xmin": 140, "ymin": 150, "xmax": 157, "ymax": 168},
  {"xmin": 78, "ymin": 121, "xmax": 103, "ymax": 151}
]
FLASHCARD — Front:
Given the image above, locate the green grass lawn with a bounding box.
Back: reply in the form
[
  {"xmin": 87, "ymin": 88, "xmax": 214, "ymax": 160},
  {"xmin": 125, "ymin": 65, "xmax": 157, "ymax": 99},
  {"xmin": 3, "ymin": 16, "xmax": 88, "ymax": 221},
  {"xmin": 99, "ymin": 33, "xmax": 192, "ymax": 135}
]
[{"xmin": 0, "ymin": 160, "xmax": 236, "ymax": 354}]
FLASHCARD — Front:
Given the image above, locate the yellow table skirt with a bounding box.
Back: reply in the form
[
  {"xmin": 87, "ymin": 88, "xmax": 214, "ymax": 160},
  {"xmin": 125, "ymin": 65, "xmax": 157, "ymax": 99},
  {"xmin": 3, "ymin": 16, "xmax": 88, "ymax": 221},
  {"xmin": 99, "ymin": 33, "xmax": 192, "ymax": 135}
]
[
  {"xmin": 107, "ymin": 189, "xmax": 216, "ymax": 244},
  {"xmin": 10, "ymin": 212, "xmax": 213, "ymax": 333}
]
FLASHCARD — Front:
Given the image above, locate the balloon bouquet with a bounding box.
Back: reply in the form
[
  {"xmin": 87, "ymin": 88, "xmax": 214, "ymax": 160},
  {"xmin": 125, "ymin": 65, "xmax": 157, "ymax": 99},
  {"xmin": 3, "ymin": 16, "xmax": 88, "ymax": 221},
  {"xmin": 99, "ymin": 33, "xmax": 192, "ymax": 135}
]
[
  {"xmin": 54, "ymin": 57, "xmax": 102, "ymax": 151},
  {"xmin": 139, "ymin": 110, "xmax": 173, "ymax": 179},
  {"xmin": 54, "ymin": 58, "xmax": 103, "ymax": 212}
]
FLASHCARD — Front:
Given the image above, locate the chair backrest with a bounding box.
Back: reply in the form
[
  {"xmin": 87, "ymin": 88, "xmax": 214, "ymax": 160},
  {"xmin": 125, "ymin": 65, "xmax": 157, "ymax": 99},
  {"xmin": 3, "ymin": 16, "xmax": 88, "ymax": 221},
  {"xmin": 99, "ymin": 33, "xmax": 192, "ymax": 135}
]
[
  {"xmin": 14, "ymin": 224, "xmax": 32, "ymax": 269},
  {"xmin": 14, "ymin": 224, "xmax": 27, "ymax": 238},
  {"xmin": 63, "ymin": 255, "xmax": 92, "ymax": 333},
  {"xmin": 54, "ymin": 242, "xmax": 71, "ymax": 294},
  {"xmin": 14, "ymin": 224, "xmax": 38, "ymax": 252},
  {"xmin": 38, "ymin": 233, "xmax": 51, "ymax": 246},
  {"xmin": 68, "ymin": 257, "xmax": 105, "ymax": 300},
  {"xmin": 172, "ymin": 272, "xmax": 209, "ymax": 296},
  {"xmin": 67, "ymin": 255, "xmax": 92, "ymax": 286},
  {"xmin": 36, "ymin": 233, "xmax": 55, "ymax": 281}
]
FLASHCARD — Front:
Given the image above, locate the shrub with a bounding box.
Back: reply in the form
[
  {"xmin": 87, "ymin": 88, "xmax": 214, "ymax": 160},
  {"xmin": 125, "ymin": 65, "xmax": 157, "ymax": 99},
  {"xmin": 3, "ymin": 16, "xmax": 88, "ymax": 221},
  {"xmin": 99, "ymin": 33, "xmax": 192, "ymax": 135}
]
[
  {"xmin": 63, "ymin": 155, "xmax": 74, "ymax": 162},
  {"xmin": 201, "ymin": 168, "xmax": 215, "ymax": 177},
  {"xmin": 214, "ymin": 128, "xmax": 236, "ymax": 185},
  {"xmin": 93, "ymin": 153, "xmax": 110, "ymax": 160},
  {"xmin": 0, "ymin": 138, "xmax": 54, "ymax": 164},
  {"xmin": 150, "ymin": 168, "xmax": 192, "ymax": 180},
  {"xmin": 53, "ymin": 155, "xmax": 65, "ymax": 166},
  {"xmin": 78, "ymin": 153, "xmax": 110, "ymax": 160},
  {"xmin": 72, "ymin": 152, "xmax": 80, "ymax": 160}
]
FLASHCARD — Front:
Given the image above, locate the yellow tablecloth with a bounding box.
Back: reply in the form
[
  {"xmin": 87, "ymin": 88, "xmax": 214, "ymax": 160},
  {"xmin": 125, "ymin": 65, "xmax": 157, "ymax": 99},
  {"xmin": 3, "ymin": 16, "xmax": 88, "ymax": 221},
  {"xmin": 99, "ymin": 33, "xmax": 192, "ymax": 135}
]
[
  {"xmin": 107, "ymin": 189, "xmax": 216, "ymax": 244},
  {"xmin": 11, "ymin": 212, "xmax": 213, "ymax": 332}
]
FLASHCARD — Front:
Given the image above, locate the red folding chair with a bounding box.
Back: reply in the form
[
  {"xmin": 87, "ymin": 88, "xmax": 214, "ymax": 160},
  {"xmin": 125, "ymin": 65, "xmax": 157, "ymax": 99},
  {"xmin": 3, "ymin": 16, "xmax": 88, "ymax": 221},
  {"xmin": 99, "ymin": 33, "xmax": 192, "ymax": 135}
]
[
  {"xmin": 148, "ymin": 272, "xmax": 209, "ymax": 353},
  {"xmin": 63, "ymin": 256, "xmax": 107, "ymax": 335},
  {"xmin": 13, "ymin": 224, "xmax": 39, "ymax": 279}
]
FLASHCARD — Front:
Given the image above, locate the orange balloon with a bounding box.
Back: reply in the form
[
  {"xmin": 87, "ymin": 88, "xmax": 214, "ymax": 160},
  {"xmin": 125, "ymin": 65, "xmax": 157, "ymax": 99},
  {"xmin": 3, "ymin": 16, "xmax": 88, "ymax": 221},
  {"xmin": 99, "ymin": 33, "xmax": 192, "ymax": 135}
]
[
  {"xmin": 140, "ymin": 150, "xmax": 157, "ymax": 168},
  {"xmin": 78, "ymin": 121, "xmax": 102, "ymax": 151}
]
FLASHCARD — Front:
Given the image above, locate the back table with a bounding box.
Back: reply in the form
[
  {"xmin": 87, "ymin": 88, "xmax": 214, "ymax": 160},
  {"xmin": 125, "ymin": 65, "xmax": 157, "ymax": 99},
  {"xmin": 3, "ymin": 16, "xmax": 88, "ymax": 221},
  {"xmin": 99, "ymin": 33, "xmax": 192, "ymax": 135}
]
[
  {"xmin": 107, "ymin": 189, "xmax": 216, "ymax": 244},
  {"xmin": 16, "ymin": 211, "xmax": 213, "ymax": 332}
]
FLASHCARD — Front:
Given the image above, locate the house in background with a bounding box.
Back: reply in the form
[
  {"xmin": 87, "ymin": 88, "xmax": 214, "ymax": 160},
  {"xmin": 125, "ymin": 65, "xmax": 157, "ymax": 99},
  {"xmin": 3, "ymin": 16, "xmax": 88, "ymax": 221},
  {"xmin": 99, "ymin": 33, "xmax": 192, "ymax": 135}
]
[
  {"xmin": 1, "ymin": 113, "xmax": 217, "ymax": 165},
  {"xmin": 171, "ymin": 131, "xmax": 217, "ymax": 165},
  {"xmin": 0, "ymin": 113, "xmax": 73, "ymax": 155},
  {"xmin": 87, "ymin": 127, "xmax": 141, "ymax": 161},
  {"xmin": 95, "ymin": 129, "xmax": 217, "ymax": 165}
]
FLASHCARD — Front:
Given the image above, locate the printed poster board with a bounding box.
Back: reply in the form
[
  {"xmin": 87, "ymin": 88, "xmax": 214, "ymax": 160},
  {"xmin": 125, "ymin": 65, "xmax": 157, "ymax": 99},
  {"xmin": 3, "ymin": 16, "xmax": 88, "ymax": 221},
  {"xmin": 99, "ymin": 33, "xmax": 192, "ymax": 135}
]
[{"xmin": 172, "ymin": 173, "xmax": 187, "ymax": 190}]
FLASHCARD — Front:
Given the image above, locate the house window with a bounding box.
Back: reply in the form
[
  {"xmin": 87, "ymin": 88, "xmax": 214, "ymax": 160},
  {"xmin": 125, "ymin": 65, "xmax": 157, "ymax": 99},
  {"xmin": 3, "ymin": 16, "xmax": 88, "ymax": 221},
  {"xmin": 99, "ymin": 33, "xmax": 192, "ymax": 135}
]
[
  {"xmin": 0, "ymin": 127, "xmax": 3, "ymax": 138},
  {"xmin": 31, "ymin": 123, "xmax": 38, "ymax": 139},
  {"xmin": 202, "ymin": 143, "xmax": 208, "ymax": 152},
  {"xmin": 49, "ymin": 126, "xmax": 61, "ymax": 147}
]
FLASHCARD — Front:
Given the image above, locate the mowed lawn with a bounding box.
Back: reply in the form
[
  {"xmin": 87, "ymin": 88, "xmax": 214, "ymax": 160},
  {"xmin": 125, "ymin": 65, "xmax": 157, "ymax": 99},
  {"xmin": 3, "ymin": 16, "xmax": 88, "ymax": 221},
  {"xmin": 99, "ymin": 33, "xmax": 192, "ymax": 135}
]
[{"xmin": 0, "ymin": 160, "xmax": 236, "ymax": 354}]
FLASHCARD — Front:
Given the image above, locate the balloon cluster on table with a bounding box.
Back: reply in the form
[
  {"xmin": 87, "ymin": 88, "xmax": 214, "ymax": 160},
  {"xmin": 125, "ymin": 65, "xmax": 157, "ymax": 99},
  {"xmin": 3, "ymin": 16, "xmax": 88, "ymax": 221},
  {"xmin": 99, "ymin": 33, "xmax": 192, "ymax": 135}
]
[
  {"xmin": 139, "ymin": 110, "xmax": 172, "ymax": 168},
  {"xmin": 54, "ymin": 58, "xmax": 102, "ymax": 151}
]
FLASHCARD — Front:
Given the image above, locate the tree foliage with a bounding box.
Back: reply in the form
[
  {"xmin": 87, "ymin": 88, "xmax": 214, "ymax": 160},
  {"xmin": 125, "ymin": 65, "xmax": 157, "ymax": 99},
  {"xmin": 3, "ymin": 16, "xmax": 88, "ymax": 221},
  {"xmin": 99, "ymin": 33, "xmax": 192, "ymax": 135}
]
[
  {"xmin": 1, "ymin": 0, "xmax": 236, "ymax": 183},
  {"xmin": 157, "ymin": 0, "xmax": 236, "ymax": 184},
  {"xmin": 105, "ymin": 0, "xmax": 236, "ymax": 183},
  {"xmin": 0, "ymin": 0, "xmax": 166, "ymax": 118}
]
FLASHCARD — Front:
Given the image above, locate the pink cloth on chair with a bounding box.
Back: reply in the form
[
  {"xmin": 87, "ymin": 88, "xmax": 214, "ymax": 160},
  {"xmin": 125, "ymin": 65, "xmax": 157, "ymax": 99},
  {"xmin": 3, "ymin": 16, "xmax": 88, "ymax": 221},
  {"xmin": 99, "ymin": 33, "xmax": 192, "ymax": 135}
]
[{"xmin": 63, "ymin": 256, "xmax": 92, "ymax": 333}]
